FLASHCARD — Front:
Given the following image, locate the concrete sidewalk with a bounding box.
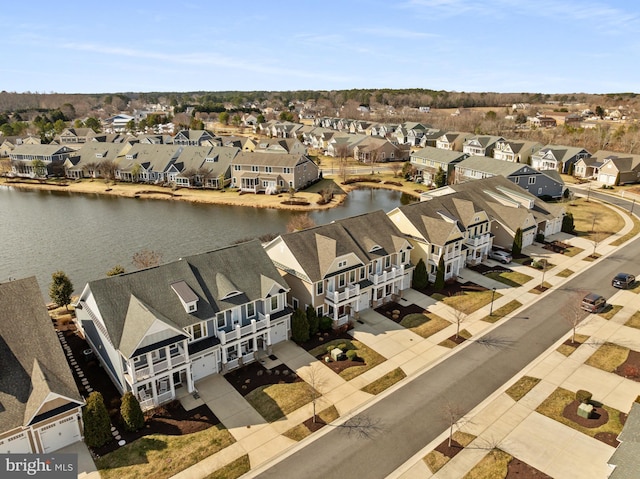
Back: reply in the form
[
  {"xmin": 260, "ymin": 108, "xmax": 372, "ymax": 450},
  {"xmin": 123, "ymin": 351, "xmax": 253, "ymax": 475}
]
[{"xmin": 169, "ymin": 197, "xmax": 638, "ymax": 478}]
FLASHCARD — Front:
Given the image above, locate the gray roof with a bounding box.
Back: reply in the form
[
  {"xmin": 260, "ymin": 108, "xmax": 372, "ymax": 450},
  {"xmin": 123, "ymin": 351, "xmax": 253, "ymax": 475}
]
[
  {"xmin": 66, "ymin": 142, "xmax": 127, "ymax": 169},
  {"xmin": 233, "ymin": 151, "xmax": 312, "ymax": 167},
  {"xmin": 457, "ymin": 156, "xmax": 533, "ymax": 176},
  {"xmin": 532, "ymin": 144, "xmax": 591, "ymax": 162},
  {"xmin": 118, "ymin": 144, "xmax": 182, "ymax": 173},
  {"xmin": 276, "ymin": 210, "xmax": 409, "ymax": 282},
  {"xmin": 411, "ymin": 146, "xmax": 468, "ymax": 164},
  {"xmin": 0, "ymin": 277, "xmax": 83, "ymax": 432},
  {"xmin": 85, "ymin": 240, "xmax": 288, "ymax": 357},
  {"xmin": 609, "ymin": 402, "xmax": 640, "ymax": 479},
  {"xmin": 464, "ymin": 135, "xmax": 504, "ymax": 148}
]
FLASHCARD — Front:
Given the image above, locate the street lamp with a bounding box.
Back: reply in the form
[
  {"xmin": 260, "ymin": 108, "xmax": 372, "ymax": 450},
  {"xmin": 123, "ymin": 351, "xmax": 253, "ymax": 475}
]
[
  {"xmin": 540, "ymin": 259, "xmax": 547, "ymax": 290},
  {"xmin": 489, "ymin": 287, "xmax": 497, "ymax": 316}
]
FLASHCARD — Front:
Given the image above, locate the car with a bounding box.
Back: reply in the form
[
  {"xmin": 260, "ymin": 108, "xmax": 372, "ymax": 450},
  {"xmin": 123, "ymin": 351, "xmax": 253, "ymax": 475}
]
[
  {"xmin": 489, "ymin": 249, "xmax": 512, "ymax": 264},
  {"xmin": 581, "ymin": 293, "xmax": 607, "ymax": 313},
  {"xmin": 612, "ymin": 272, "xmax": 635, "ymax": 289}
]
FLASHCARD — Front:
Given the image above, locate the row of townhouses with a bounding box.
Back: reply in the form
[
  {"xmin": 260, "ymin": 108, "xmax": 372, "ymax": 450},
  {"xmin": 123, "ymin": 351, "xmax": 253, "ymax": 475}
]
[{"xmin": 0, "ymin": 175, "xmax": 565, "ymax": 454}]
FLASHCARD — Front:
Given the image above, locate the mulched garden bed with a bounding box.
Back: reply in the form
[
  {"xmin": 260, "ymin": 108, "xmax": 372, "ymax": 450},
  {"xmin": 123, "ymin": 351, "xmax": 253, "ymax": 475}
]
[
  {"xmin": 506, "ymin": 457, "xmax": 553, "ymax": 478},
  {"xmin": 615, "ymin": 350, "xmax": 640, "ymax": 382},
  {"xmin": 414, "ymin": 280, "xmax": 487, "ymax": 297},
  {"xmin": 316, "ymin": 354, "xmax": 365, "ymax": 375},
  {"xmin": 443, "ymin": 334, "xmax": 468, "ymax": 346},
  {"xmin": 61, "ymin": 330, "xmax": 220, "ymax": 456},
  {"xmin": 562, "ymin": 400, "xmax": 609, "ymax": 428},
  {"xmin": 374, "ymin": 301, "xmax": 427, "ymax": 323},
  {"xmin": 297, "ymin": 328, "xmax": 354, "ymax": 352},
  {"xmin": 224, "ymin": 361, "xmax": 302, "ymax": 396},
  {"xmin": 434, "ymin": 438, "xmax": 465, "ymax": 460}
]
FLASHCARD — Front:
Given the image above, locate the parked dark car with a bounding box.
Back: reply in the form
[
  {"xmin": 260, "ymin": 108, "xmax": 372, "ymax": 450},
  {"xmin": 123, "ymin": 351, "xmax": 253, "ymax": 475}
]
[
  {"xmin": 612, "ymin": 273, "xmax": 635, "ymax": 289},
  {"xmin": 581, "ymin": 293, "xmax": 607, "ymax": 313}
]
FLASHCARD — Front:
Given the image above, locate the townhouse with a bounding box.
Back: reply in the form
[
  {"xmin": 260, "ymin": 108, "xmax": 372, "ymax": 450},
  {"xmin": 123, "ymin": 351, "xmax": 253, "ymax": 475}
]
[
  {"xmin": 231, "ymin": 151, "xmax": 319, "ymax": 193},
  {"xmin": 173, "ymin": 145, "xmax": 239, "ymax": 188},
  {"xmin": 530, "ymin": 145, "xmax": 591, "ymax": 174},
  {"xmin": 0, "ymin": 277, "xmax": 84, "ymax": 454},
  {"xmin": 9, "ymin": 144, "xmax": 75, "ymax": 177},
  {"xmin": 63, "ymin": 142, "xmax": 130, "ymax": 179},
  {"xmin": 264, "ymin": 210, "xmax": 414, "ymax": 327},
  {"xmin": 574, "ymin": 150, "xmax": 640, "ymax": 185},
  {"xmin": 492, "ymin": 139, "xmax": 543, "ymax": 164},
  {"xmin": 462, "ymin": 135, "xmax": 505, "ymax": 157},
  {"xmin": 115, "ymin": 144, "xmax": 182, "ymax": 183},
  {"xmin": 74, "ymin": 240, "xmax": 292, "ymax": 410},
  {"xmin": 410, "ymin": 146, "xmax": 468, "ymax": 186},
  {"xmin": 436, "ymin": 131, "xmax": 472, "ymax": 151},
  {"xmin": 173, "ymin": 129, "xmax": 217, "ymax": 146}
]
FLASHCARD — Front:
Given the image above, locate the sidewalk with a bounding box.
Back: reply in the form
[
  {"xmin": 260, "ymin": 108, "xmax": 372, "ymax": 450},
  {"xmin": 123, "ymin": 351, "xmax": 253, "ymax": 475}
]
[{"xmin": 171, "ymin": 199, "xmax": 637, "ymax": 478}]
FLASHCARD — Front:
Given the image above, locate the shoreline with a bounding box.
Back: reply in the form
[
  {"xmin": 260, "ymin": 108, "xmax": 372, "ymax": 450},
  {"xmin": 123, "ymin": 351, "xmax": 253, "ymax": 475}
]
[{"xmin": 0, "ymin": 176, "xmax": 422, "ymax": 211}]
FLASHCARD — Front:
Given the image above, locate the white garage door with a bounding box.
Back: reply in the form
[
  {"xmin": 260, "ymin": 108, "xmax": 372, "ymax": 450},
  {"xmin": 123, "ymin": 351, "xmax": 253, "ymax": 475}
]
[
  {"xmin": 39, "ymin": 416, "xmax": 81, "ymax": 453},
  {"xmin": 192, "ymin": 352, "xmax": 218, "ymax": 381},
  {"xmin": 270, "ymin": 320, "xmax": 288, "ymax": 345},
  {"xmin": 0, "ymin": 431, "xmax": 32, "ymax": 454}
]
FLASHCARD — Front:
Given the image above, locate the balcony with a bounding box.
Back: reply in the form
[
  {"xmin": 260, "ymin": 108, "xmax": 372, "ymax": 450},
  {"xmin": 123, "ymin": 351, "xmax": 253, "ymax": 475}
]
[
  {"xmin": 130, "ymin": 353, "xmax": 186, "ymax": 382},
  {"xmin": 370, "ymin": 265, "xmax": 405, "ymax": 285},
  {"xmin": 466, "ymin": 234, "xmax": 490, "ymax": 248},
  {"xmin": 325, "ymin": 285, "xmax": 359, "ymax": 304},
  {"xmin": 218, "ymin": 317, "xmax": 269, "ymax": 344}
]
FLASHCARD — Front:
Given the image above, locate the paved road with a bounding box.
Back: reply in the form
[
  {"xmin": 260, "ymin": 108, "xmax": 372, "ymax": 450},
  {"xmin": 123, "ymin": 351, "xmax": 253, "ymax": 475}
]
[{"xmin": 254, "ymin": 194, "xmax": 640, "ymax": 479}]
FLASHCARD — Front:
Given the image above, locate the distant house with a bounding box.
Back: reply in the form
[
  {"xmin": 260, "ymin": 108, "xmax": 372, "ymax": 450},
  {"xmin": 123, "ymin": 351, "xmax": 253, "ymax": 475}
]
[
  {"xmin": 106, "ymin": 114, "xmax": 134, "ymax": 133},
  {"xmin": 254, "ymin": 138, "xmax": 307, "ymax": 156},
  {"xmin": 0, "ymin": 135, "xmax": 40, "ymax": 157},
  {"xmin": 530, "ymin": 145, "xmax": 591, "ymax": 174},
  {"xmin": 57, "ymin": 127, "xmax": 95, "ymax": 144},
  {"xmin": 9, "ymin": 144, "xmax": 74, "ymax": 177},
  {"xmin": 353, "ymin": 137, "xmax": 407, "ymax": 162},
  {"xmin": 173, "ymin": 129, "xmax": 216, "ymax": 146},
  {"xmin": 493, "ymin": 140, "xmax": 543, "ymax": 164},
  {"xmin": 0, "ymin": 277, "xmax": 84, "ymax": 453},
  {"xmin": 462, "ymin": 135, "xmax": 504, "ymax": 157},
  {"xmin": 231, "ymin": 152, "xmax": 319, "ymax": 193},
  {"xmin": 220, "ymin": 135, "xmax": 256, "ymax": 152},
  {"xmin": 576, "ymin": 150, "xmax": 640, "ymax": 185},
  {"xmin": 74, "ymin": 241, "xmax": 292, "ymax": 410},
  {"xmin": 454, "ymin": 156, "xmax": 565, "ymax": 199},
  {"xmin": 410, "ymin": 146, "xmax": 468, "ymax": 186},
  {"xmin": 530, "ymin": 116, "xmax": 557, "ymax": 128},
  {"xmin": 436, "ymin": 131, "xmax": 472, "ymax": 151}
]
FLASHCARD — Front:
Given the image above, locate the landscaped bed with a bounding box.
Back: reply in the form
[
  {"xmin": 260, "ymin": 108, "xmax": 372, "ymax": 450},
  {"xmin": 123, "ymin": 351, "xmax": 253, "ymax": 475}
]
[
  {"xmin": 463, "ymin": 449, "xmax": 553, "ymax": 479},
  {"xmin": 556, "ymin": 334, "xmax": 590, "ymax": 356},
  {"xmin": 282, "ymin": 405, "xmax": 340, "ymax": 441},
  {"xmin": 585, "ymin": 342, "xmax": 640, "ymax": 382},
  {"xmin": 481, "ymin": 299, "xmax": 522, "ymax": 323},
  {"xmin": 423, "ymin": 431, "xmax": 476, "ymax": 473},
  {"xmin": 505, "ymin": 376, "xmax": 541, "ymax": 402},
  {"xmin": 361, "ymin": 368, "xmax": 406, "ymax": 395},
  {"xmin": 309, "ymin": 338, "xmax": 385, "ymax": 381},
  {"xmin": 224, "ymin": 361, "xmax": 301, "ymax": 396}
]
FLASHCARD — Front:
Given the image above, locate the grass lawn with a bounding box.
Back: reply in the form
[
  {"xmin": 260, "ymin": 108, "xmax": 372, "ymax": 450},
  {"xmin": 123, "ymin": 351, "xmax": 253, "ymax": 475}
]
[
  {"xmin": 565, "ymin": 198, "xmax": 625, "ymax": 241},
  {"xmin": 563, "ymin": 246, "xmax": 584, "ymax": 257},
  {"xmin": 462, "ymin": 449, "xmax": 513, "ymax": 479},
  {"xmin": 245, "ymin": 382, "xmax": 315, "ymax": 422},
  {"xmin": 481, "ymin": 299, "xmax": 522, "ymax": 323},
  {"xmin": 400, "ymin": 312, "xmax": 451, "ymax": 338},
  {"xmin": 439, "ymin": 329, "xmax": 472, "ymax": 348},
  {"xmin": 625, "ymin": 311, "xmax": 640, "ymax": 329},
  {"xmin": 506, "ymin": 376, "xmax": 541, "ymax": 401},
  {"xmin": 557, "ymin": 268, "xmax": 575, "ymax": 278},
  {"xmin": 599, "ymin": 304, "xmax": 623, "ymax": 320},
  {"xmin": 204, "ymin": 455, "xmax": 250, "ymax": 479},
  {"xmin": 485, "ymin": 270, "xmax": 533, "ymax": 287},
  {"xmin": 309, "ymin": 339, "xmax": 385, "ymax": 381},
  {"xmin": 361, "ymin": 368, "xmax": 407, "ymax": 395},
  {"xmin": 609, "ymin": 204, "xmax": 640, "ymax": 247},
  {"xmin": 557, "ymin": 334, "xmax": 590, "ymax": 356},
  {"xmin": 585, "ymin": 342, "xmax": 629, "ymax": 372},
  {"xmin": 529, "ymin": 282, "xmax": 552, "ymax": 295},
  {"xmin": 583, "ymin": 253, "xmax": 601, "ymax": 262},
  {"xmin": 423, "ymin": 431, "xmax": 477, "ymax": 473},
  {"xmin": 282, "ymin": 406, "xmax": 340, "ymax": 441},
  {"xmin": 536, "ymin": 387, "xmax": 625, "ymax": 440},
  {"xmin": 96, "ymin": 424, "xmax": 235, "ymax": 479},
  {"xmin": 442, "ymin": 290, "xmax": 503, "ymax": 315}
]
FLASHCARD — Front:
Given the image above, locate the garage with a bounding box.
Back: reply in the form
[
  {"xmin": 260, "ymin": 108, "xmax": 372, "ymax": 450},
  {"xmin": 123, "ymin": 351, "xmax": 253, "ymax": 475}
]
[
  {"xmin": 270, "ymin": 320, "xmax": 288, "ymax": 344},
  {"xmin": 192, "ymin": 351, "xmax": 218, "ymax": 381},
  {"xmin": 38, "ymin": 416, "xmax": 81, "ymax": 453},
  {"xmin": 0, "ymin": 431, "xmax": 32, "ymax": 454}
]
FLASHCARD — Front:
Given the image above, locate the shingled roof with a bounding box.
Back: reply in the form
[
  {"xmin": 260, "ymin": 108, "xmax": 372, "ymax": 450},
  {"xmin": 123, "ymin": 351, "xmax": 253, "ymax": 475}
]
[{"xmin": 0, "ymin": 277, "xmax": 83, "ymax": 433}]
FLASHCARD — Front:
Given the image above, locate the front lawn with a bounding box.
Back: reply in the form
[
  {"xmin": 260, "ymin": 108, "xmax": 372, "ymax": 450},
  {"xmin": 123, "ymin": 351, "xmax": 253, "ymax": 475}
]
[
  {"xmin": 565, "ymin": 198, "xmax": 625, "ymax": 240},
  {"xmin": 599, "ymin": 304, "xmax": 623, "ymax": 320},
  {"xmin": 423, "ymin": 431, "xmax": 477, "ymax": 473},
  {"xmin": 625, "ymin": 311, "xmax": 640, "ymax": 329},
  {"xmin": 585, "ymin": 342, "xmax": 629, "ymax": 372},
  {"xmin": 557, "ymin": 334, "xmax": 590, "ymax": 356},
  {"xmin": 204, "ymin": 455, "xmax": 250, "ymax": 479},
  {"xmin": 442, "ymin": 290, "xmax": 503, "ymax": 315},
  {"xmin": 400, "ymin": 312, "xmax": 451, "ymax": 338},
  {"xmin": 96, "ymin": 424, "xmax": 235, "ymax": 479},
  {"xmin": 282, "ymin": 406, "xmax": 340, "ymax": 441},
  {"xmin": 245, "ymin": 382, "xmax": 316, "ymax": 422},
  {"xmin": 462, "ymin": 449, "xmax": 512, "ymax": 479},
  {"xmin": 439, "ymin": 329, "xmax": 472, "ymax": 348},
  {"xmin": 557, "ymin": 268, "xmax": 574, "ymax": 278},
  {"xmin": 309, "ymin": 339, "xmax": 385, "ymax": 381},
  {"xmin": 485, "ymin": 270, "xmax": 533, "ymax": 287}
]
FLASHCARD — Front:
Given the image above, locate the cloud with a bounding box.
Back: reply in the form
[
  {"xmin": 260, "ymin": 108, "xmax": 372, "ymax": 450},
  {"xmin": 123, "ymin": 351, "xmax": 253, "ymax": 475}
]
[{"xmin": 354, "ymin": 27, "xmax": 439, "ymax": 39}]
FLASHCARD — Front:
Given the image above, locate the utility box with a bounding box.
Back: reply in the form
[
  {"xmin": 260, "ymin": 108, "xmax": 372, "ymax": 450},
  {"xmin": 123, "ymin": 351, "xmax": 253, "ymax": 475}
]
[
  {"xmin": 331, "ymin": 348, "xmax": 345, "ymax": 361},
  {"xmin": 577, "ymin": 402, "xmax": 593, "ymax": 419}
]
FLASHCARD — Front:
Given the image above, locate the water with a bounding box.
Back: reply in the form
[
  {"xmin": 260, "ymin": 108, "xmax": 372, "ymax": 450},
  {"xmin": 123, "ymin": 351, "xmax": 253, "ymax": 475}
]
[{"xmin": 0, "ymin": 186, "xmax": 404, "ymax": 296}]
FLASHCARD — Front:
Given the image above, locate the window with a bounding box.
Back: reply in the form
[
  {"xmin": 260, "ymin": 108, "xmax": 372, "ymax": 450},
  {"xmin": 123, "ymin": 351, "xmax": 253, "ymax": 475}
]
[
  {"xmin": 270, "ymin": 295, "xmax": 279, "ymax": 311},
  {"xmin": 292, "ymin": 297, "xmax": 299, "ymax": 309},
  {"xmin": 528, "ymin": 177, "xmax": 536, "ymax": 185},
  {"xmin": 401, "ymin": 251, "xmax": 407, "ymax": 264},
  {"xmin": 385, "ymin": 256, "xmax": 391, "ymax": 268},
  {"xmin": 283, "ymin": 167, "xmax": 291, "ymax": 174},
  {"xmin": 338, "ymin": 260, "xmax": 347, "ymax": 268},
  {"xmin": 217, "ymin": 313, "xmax": 225, "ymax": 329},
  {"xmin": 316, "ymin": 306, "xmax": 324, "ymax": 318},
  {"xmin": 188, "ymin": 304, "xmax": 196, "ymax": 312},
  {"xmin": 247, "ymin": 302, "xmax": 255, "ymax": 318},
  {"xmin": 191, "ymin": 322, "xmax": 206, "ymax": 340},
  {"xmin": 338, "ymin": 274, "xmax": 346, "ymax": 288},
  {"xmin": 316, "ymin": 281, "xmax": 323, "ymax": 296},
  {"xmin": 251, "ymin": 165, "xmax": 259, "ymax": 172},
  {"xmin": 360, "ymin": 268, "xmax": 366, "ymax": 280},
  {"xmin": 514, "ymin": 177, "xmax": 519, "ymax": 184},
  {"xmin": 233, "ymin": 165, "xmax": 241, "ymax": 171},
  {"xmin": 265, "ymin": 166, "xmax": 272, "ymax": 173}
]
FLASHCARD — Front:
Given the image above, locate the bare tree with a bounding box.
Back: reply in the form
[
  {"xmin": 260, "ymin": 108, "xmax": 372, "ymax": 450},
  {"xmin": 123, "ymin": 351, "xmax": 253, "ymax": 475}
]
[
  {"xmin": 590, "ymin": 230, "xmax": 606, "ymax": 257},
  {"xmin": 132, "ymin": 249, "xmax": 163, "ymax": 269},
  {"xmin": 563, "ymin": 290, "xmax": 588, "ymax": 343},
  {"xmin": 287, "ymin": 213, "xmax": 316, "ymax": 232},
  {"xmin": 335, "ymin": 144, "xmax": 350, "ymax": 183},
  {"xmin": 450, "ymin": 308, "xmax": 468, "ymax": 340},
  {"xmin": 305, "ymin": 364, "xmax": 325, "ymax": 424},
  {"xmin": 390, "ymin": 162, "xmax": 403, "ymax": 178},
  {"xmin": 442, "ymin": 400, "xmax": 470, "ymax": 448}
]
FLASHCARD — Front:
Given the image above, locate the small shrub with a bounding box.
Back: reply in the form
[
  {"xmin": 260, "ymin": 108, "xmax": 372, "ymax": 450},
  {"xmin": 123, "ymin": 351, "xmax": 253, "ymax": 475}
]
[
  {"xmin": 346, "ymin": 350, "xmax": 358, "ymax": 361},
  {"xmin": 120, "ymin": 391, "xmax": 145, "ymax": 432},
  {"xmin": 337, "ymin": 343, "xmax": 347, "ymax": 352},
  {"xmin": 535, "ymin": 233, "xmax": 545, "ymax": 243},
  {"xmin": 83, "ymin": 392, "xmax": 112, "ymax": 448},
  {"xmin": 576, "ymin": 389, "xmax": 592, "ymax": 404},
  {"xmin": 326, "ymin": 345, "xmax": 335, "ymax": 354},
  {"xmin": 319, "ymin": 316, "xmax": 333, "ymax": 331}
]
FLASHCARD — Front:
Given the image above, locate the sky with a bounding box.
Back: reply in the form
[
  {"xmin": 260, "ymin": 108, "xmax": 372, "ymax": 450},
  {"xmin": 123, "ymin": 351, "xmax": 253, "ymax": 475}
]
[{"xmin": 2, "ymin": 0, "xmax": 639, "ymax": 95}]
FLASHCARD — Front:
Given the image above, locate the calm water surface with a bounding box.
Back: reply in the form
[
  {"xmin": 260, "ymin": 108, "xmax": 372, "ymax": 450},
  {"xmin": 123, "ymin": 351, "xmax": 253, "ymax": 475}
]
[{"xmin": 0, "ymin": 186, "xmax": 407, "ymax": 295}]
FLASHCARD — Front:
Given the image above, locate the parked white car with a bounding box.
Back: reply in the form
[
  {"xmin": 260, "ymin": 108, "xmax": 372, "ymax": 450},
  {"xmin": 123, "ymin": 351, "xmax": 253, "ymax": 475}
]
[{"xmin": 489, "ymin": 249, "xmax": 512, "ymax": 264}]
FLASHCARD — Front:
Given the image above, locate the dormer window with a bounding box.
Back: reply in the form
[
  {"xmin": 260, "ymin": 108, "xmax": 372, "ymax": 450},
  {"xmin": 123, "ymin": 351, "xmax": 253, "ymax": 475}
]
[
  {"xmin": 171, "ymin": 281, "xmax": 198, "ymax": 313},
  {"xmin": 338, "ymin": 260, "xmax": 347, "ymax": 268}
]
